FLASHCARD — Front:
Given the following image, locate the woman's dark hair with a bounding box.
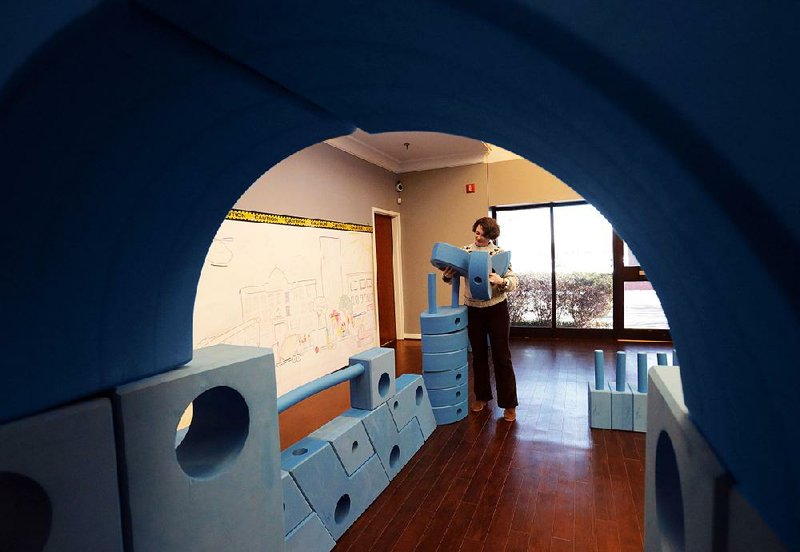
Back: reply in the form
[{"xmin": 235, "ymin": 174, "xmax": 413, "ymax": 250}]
[{"xmin": 472, "ymin": 217, "xmax": 500, "ymax": 240}]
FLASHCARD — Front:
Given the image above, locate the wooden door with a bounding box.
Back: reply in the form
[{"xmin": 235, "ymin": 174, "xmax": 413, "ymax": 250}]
[{"xmin": 374, "ymin": 213, "xmax": 397, "ymax": 346}]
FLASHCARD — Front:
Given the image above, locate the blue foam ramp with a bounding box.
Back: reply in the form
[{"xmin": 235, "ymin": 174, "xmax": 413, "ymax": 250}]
[
  {"xmin": 432, "ymin": 399, "xmax": 469, "ymax": 424},
  {"xmin": 468, "ymin": 251, "xmax": 492, "ymax": 300},
  {"xmin": 344, "ymin": 403, "xmax": 425, "ymax": 480},
  {"xmin": 282, "ymin": 469, "xmax": 311, "ymax": 535},
  {"xmin": 420, "ymin": 305, "xmax": 468, "ymax": 335},
  {"xmin": 423, "ymin": 364, "xmax": 468, "ymax": 390},
  {"xmin": 0, "ymin": 399, "xmax": 123, "ymax": 552},
  {"xmin": 428, "ymin": 380, "xmax": 469, "ymax": 407},
  {"xmin": 609, "ymin": 382, "xmax": 633, "ymax": 431},
  {"xmin": 430, "ymin": 242, "xmax": 469, "ymax": 275},
  {"xmin": 587, "ymin": 382, "xmax": 612, "ymax": 429},
  {"xmin": 310, "ymin": 415, "xmax": 374, "ymax": 476},
  {"xmin": 492, "ymin": 250, "xmax": 511, "ymax": 276},
  {"xmin": 281, "ymin": 437, "xmax": 388, "ymax": 540},
  {"xmin": 113, "ymin": 345, "xmax": 283, "ymax": 552},
  {"xmin": 285, "ymin": 513, "xmax": 335, "ymax": 552},
  {"xmin": 423, "ymin": 347, "xmax": 468, "ymax": 373},
  {"xmin": 349, "ymin": 347, "xmax": 396, "ymax": 410},
  {"xmin": 421, "ymin": 328, "xmax": 468, "ymax": 353},
  {"xmin": 388, "ymin": 374, "xmax": 437, "ymax": 440}
]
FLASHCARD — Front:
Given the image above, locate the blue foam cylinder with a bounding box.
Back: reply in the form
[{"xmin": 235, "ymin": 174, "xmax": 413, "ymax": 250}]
[
  {"xmin": 657, "ymin": 352, "xmax": 668, "ymax": 366},
  {"xmin": 423, "ymin": 364, "xmax": 467, "ymax": 390},
  {"xmin": 421, "ymin": 328, "xmax": 468, "ymax": 353},
  {"xmin": 420, "ymin": 306, "xmax": 468, "ymax": 335},
  {"xmin": 431, "ymin": 399, "xmax": 468, "ymax": 424},
  {"xmin": 451, "ymin": 274, "xmax": 460, "ymax": 307},
  {"xmin": 616, "ymin": 351, "xmax": 626, "ymax": 391},
  {"xmin": 427, "ymin": 272, "xmax": 437, "ymax": 314},
  {"xmin": 277, "ymin": 363, "xmax": 365, "ymax": 413},
  {"xmin": 427, "ymin": 380, "xmax": 468, "ymax": 406},
  {"xmin": 637, "ymin": 352, "xmax": 649, "ymax": 393},
  {"xmin": 594, "ymin": 349, "xmax": 605, "ymax": 390},
  {"xmin": 422, "ymin": 348, "xmax": 468, "ymax": 372}
]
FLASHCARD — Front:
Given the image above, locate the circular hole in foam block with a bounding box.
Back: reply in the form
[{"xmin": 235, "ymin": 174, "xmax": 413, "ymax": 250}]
[
  {"xmin": 389, "ymin": 445, "xmax": 401, "ymax": 469},
  {"xmin": 457, "ymin": 408, "xmax": 463, "ymax": 415},
  {"xmin": 292, "ymin": 448, "xmax": 308, "ymax": 456},
  {"xmin": 456, "ymin": 373, "xmax": 463, "ymax": 381},
  {"xmin": 378, "ymin": 373, "xmax": 391, "ymax": 398},
  {"xmin": 0, "ymin": 472, "xmax": 52, "ymax": 552},
  {"xmin": 473, "ymin": 276, "xmax": 483, "ymax": 284},
  {"xmin": 655, "ymin": 431, "xmax": 685, "ymax": 550},
  {"xmin": 456, "ymin": 391, "xmax": 461, "ymax": 398},
  {"xmin": 175, "ymin": 386, "xmax": 249, "ymax": 479},
  {"xmin": 334, "ymin": 494, "xmax": 351, "ymax": 524},
  {"xmin": 455, "ymin": 317, "xmax": 461, "ymax": 325},
  {"xmin": 352, "ymin": 441, "xmax": 359, "ymax": 453},
  {"xmin": 415, "ymin": 386, "xmax": 424, "ymax": 406},
  {"xmin": 393, "ymin": 400, "xmax": 399, "ymax": 410}
]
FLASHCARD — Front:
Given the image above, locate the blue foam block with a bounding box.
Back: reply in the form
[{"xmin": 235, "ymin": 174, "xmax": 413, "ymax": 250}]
[
  {"xmin": 113, "ymin": 345, "xmax": 283, "ymax": 552},
  {"xmin": 423, "ymin": 347, "xmax": 468, "ymax": 373},
  {"xmin": 609, "ymin": 382, "xmax": 633, "ymax": 431},
  {"xmin": 349, "ymin": 347, "xmax": 396, "ymax": 410},
  {"xmin": 389, "ymin": 374, "xmax": 437, "ymax": 440},
  {"xmin": 427, "ymin": 380, "xmax": 469, "ymax": 407},
  {"xmin": 282, "ymin": 469, "xmax": 312, "ymax": 535},
  {"xmin": 491, "ymin": 250, "xmax": 511, "ymax": 276},
  {"xmin": 281, "ymin": 437, "xmax": 389, "ymax": 540},
  {"xmin": 0, "ymin": 399, "xmax": 123, "ymax": 551},
  {"xmin": 432, "ymin": 399, "xmax": 469, "ymax": 425},
  {"xmin": 420, "ymin": 305, "xmax": 468, "ymax": 335},
  {"xmin": 310, "ymin": 415, "xmax": 374, "ymax": 476},
  {"xmin": 344, "ymin": 403, "xmax": 425, "ymax": 480},
  {"xmin": 587, "ymin": 381, "xmax": 612, "ymax": 429},
  {"xmin": 468, "ymin": 250, "xmax": 492, "ymax": 300},
  {"xmin": 430, "ymin": 242, "xmax": 469, "ymax": 275},
  {"xmin": 285, "ymin": 513, "xmax": 336, "ymax": 552},
  {"xmin": 423, "ymin": 363, "xmax": 468, "ymax": 389},
  {"xmin": 630, "ymin": 384, "xmax": 647, "ymax": 433},
  {"xmin": 421, "ymin": 328, "xmax": 468, "ymax": 353}
]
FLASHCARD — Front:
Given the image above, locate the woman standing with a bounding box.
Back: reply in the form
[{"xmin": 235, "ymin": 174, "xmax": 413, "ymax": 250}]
[{"xmin": 442, "ymin": 217, "xmax": 519, "ymax": 422}]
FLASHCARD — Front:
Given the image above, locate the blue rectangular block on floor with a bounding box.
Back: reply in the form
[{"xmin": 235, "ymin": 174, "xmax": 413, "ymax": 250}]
[
  {"xmin": 285, "ymin": 513, "xmax": 335, "ymax": 552},
  {"xmin": 310, "ymin": 415, "xmax": 374, "ymax": 476},
  {"xmin": 281, "ymin": 438, "xmax": 388, "ymax": 540},
  {"xmin": 609, "ymin": 382, "xmax": 633, "ymax": 431},
  {"xmin": 631, "ymin": 384, "xmax": 647, "ymax": 432},
  {"xmin": 113, "ymin": 345, "xmax": 283, "ymax": 552},
  {"xmin": 349, "ymin": 347, "xmax": 396, "ymax": 410},
  {"xmin": 388, "ymin": 374, "xmax": 437, "ymax": 440},
  {"xmin": 588, "ymin": 381, "xmax": 612, "ymax": 429},
  {"xmin": 432, "ymin": 399, "xmax": 469, "ymax": 424},
  {"xmin": 427, "ymin": 380, "xmax": 469, "ymax": 407},
  {"xmin": 0, "ymin": 399, "xmax": 123, "ymax": 552},
  {"xmin": 282, "ymin": 469, "xmax": 311, "ymax": 535},
  {"xmin": 423, "ymin": 363, "xmax": 467, "ymax": 389},
  {"xmin": 421, "ymin": 328, "xmax": 468, "ymax": 353},
  {"xmin": 423, "ymin": 347, "xmax": 468, "ymax": 372},
  {"xmin": 344, "ymin": 403, "xmax": 425, "ymax": 480},
  {"xmin": 420, "ymin": 306, "xmax": 468, "ymax": 335}
]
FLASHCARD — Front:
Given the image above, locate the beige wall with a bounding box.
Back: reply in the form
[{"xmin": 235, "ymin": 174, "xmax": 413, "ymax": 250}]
[{"xmin": 399, "ymin": 158, "xmax": 580, "ymax": 335}]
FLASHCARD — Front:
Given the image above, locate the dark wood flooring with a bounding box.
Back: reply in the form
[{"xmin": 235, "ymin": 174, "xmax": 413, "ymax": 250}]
[{"xmin": 278, "ymin": 337, "xmax": 673, "ymax": 552}]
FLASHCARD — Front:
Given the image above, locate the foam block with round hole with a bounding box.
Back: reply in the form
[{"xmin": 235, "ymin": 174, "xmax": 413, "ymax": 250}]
[
  {"xmin": 430, "ymin": 242, "xmax": 469, "ymax": 275},
  {"xmin": 420, "ymin": 305, "xmax": 468, "ymax": 335},
  {"xmin": 282, "ymin": 469, "xmax": 311, "ymax": 535},
  {"xmin": 432, "ymin": 399, "xmax": 469, "ymax": 424},
  {"xmin": 468, "ymin": 250, "xmax": 492, "ymax": 300},
  {"xmin": 281, "ymin": 437, "xmax": 388, "ymax": 540},
  {"xmin": 113, "ymin": 344, "xmax": 282, "ymax": 552},
  {"xmin": 349, "ymin": 347, "xmax": 396, "ymax": 410},
  {"xmin": 285, "ymin": 513, "xmax": 335, "ymax": 552},
  {"xmin": 343, "ymin": 403, "xmax": 424, "ymax": 481},
  {"xmin": 423, "ymin": 363, "xmax": 468, "ymax": 390},
  {"xmin": 309, "ymin": 415, "xmax": 374, "ymax": 476},
  {"xmin": 0, "ymin": 399, "xmax": 123, "ymax": 552},
  {"xmin": 427, "ymin": 380, "xmax": 469, "ymax": 408},
  {"xmin": 388, "ymin": 374, "xmax": 437, "ymax": 440},
  {"xmin": 423, "ymin": 347, "xmax": 468, "ymax": 373},
  {"xmin": 421, "ymin": 328, "xmax": 468, "ymax": 353}
]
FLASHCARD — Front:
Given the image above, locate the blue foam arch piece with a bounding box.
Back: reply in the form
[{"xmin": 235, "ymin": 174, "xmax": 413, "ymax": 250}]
[
  {"xmin": 430, "ymin": 242, "xmax": 469, "ymax": 275},
  {"xmin": 421, "ymin": 328, "xmax": 469, "ymax": 353},
  {"xmin": 420, "ymin": 306, "xmax": 468, "ymax": 335},
  {"xmin": 431, "ymin": 400, "xmax": 469, "ymax": 425},
  {"xmin": 468, "ymin": 251, "xmax": 492, "ymax": 300},
  {"xmin": 427, "ymin": 381, "xmax": 469, "ymax": 408},
  {"xmin": 422, "ymin": 364, "xmax": 468, "ymax": 390}
]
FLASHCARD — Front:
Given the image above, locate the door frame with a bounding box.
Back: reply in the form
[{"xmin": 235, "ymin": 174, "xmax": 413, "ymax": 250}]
[{"xmin": 371, "ymin": 208, "xmax": 405, "ymax": 341}]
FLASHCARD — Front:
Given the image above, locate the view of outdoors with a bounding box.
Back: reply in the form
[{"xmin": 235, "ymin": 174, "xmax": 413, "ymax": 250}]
[{"xmin": 496, "ymin": 202, "xmax": 669, "ymax": 331}]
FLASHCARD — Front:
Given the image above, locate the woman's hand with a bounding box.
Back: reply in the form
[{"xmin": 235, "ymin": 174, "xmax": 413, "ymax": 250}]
[
  {"xmin": 442, "ymin": 266, "xmax": 457, "ymax": 279},
  {"xmin": 489, "ymin": 272, "xmax": 504, "ymax": 286}
]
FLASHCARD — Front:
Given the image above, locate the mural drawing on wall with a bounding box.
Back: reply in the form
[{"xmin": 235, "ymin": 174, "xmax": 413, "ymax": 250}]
[{"xmin": 194, "ymin": 210, "xmax": 377, "ymax": 395}]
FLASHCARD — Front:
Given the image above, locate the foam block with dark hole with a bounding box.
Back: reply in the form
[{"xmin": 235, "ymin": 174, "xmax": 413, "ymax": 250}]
[
  {"xmin": 422, "ymin": 364, "xmax": 468, "ymax": 390},
  {"xmin": 348, "ymin": 347, "xmax": 396, "ymax": 410},
  {"xmin": 388, "ymin": 374, "xmax": 437, "ymax": 440},
  {"xmin": 420, "ymin": 305, "xmax": 468, "ymax": 335},
  {"xmin": 431, "ymin": 399, "xmax": 468, "ymax": 425},
  {"xmin": 309, "ymin": 415, "xmax": 374, "ymax": 476},
  {"xmin": 467, "ymin": 250, "xmax": 492, "ymax": 300}
]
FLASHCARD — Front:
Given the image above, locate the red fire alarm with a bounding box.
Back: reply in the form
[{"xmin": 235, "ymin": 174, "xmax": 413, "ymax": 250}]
[{"xmin": 466, "ymin": 183, "xmax": 476, "ymax": 193}]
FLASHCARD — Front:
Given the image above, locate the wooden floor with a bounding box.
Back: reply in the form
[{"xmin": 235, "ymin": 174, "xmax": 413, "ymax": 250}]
[{"xmin": 278, "ymin": 337, "xmax": 673, "ymax": 552}]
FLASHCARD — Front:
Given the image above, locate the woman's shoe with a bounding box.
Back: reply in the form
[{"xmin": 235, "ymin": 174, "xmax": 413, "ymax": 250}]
[
  {"xmin": 503, "ymin": 408, "xmax": 516, "ymax": 422},
  {"xmin": 470, "ymin": 400, "xmax": 486, "ymax": 412}
]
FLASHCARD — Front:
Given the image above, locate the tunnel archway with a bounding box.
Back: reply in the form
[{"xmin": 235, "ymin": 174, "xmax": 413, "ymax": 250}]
[{"xmin": 1, "ymin": 1, "xmax": 798, "ymax": 548}]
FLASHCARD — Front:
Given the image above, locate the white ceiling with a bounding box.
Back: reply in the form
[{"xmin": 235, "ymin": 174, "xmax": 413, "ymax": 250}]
[{"xmin": 325, "ymin": 129, "xmax": 522, "ymax": 173}]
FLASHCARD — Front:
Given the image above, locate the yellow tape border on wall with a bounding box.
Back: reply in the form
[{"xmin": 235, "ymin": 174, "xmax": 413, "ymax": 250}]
[{"xmin": 226, "ymin": 209, "xmax": 373, "ymax": 233}]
